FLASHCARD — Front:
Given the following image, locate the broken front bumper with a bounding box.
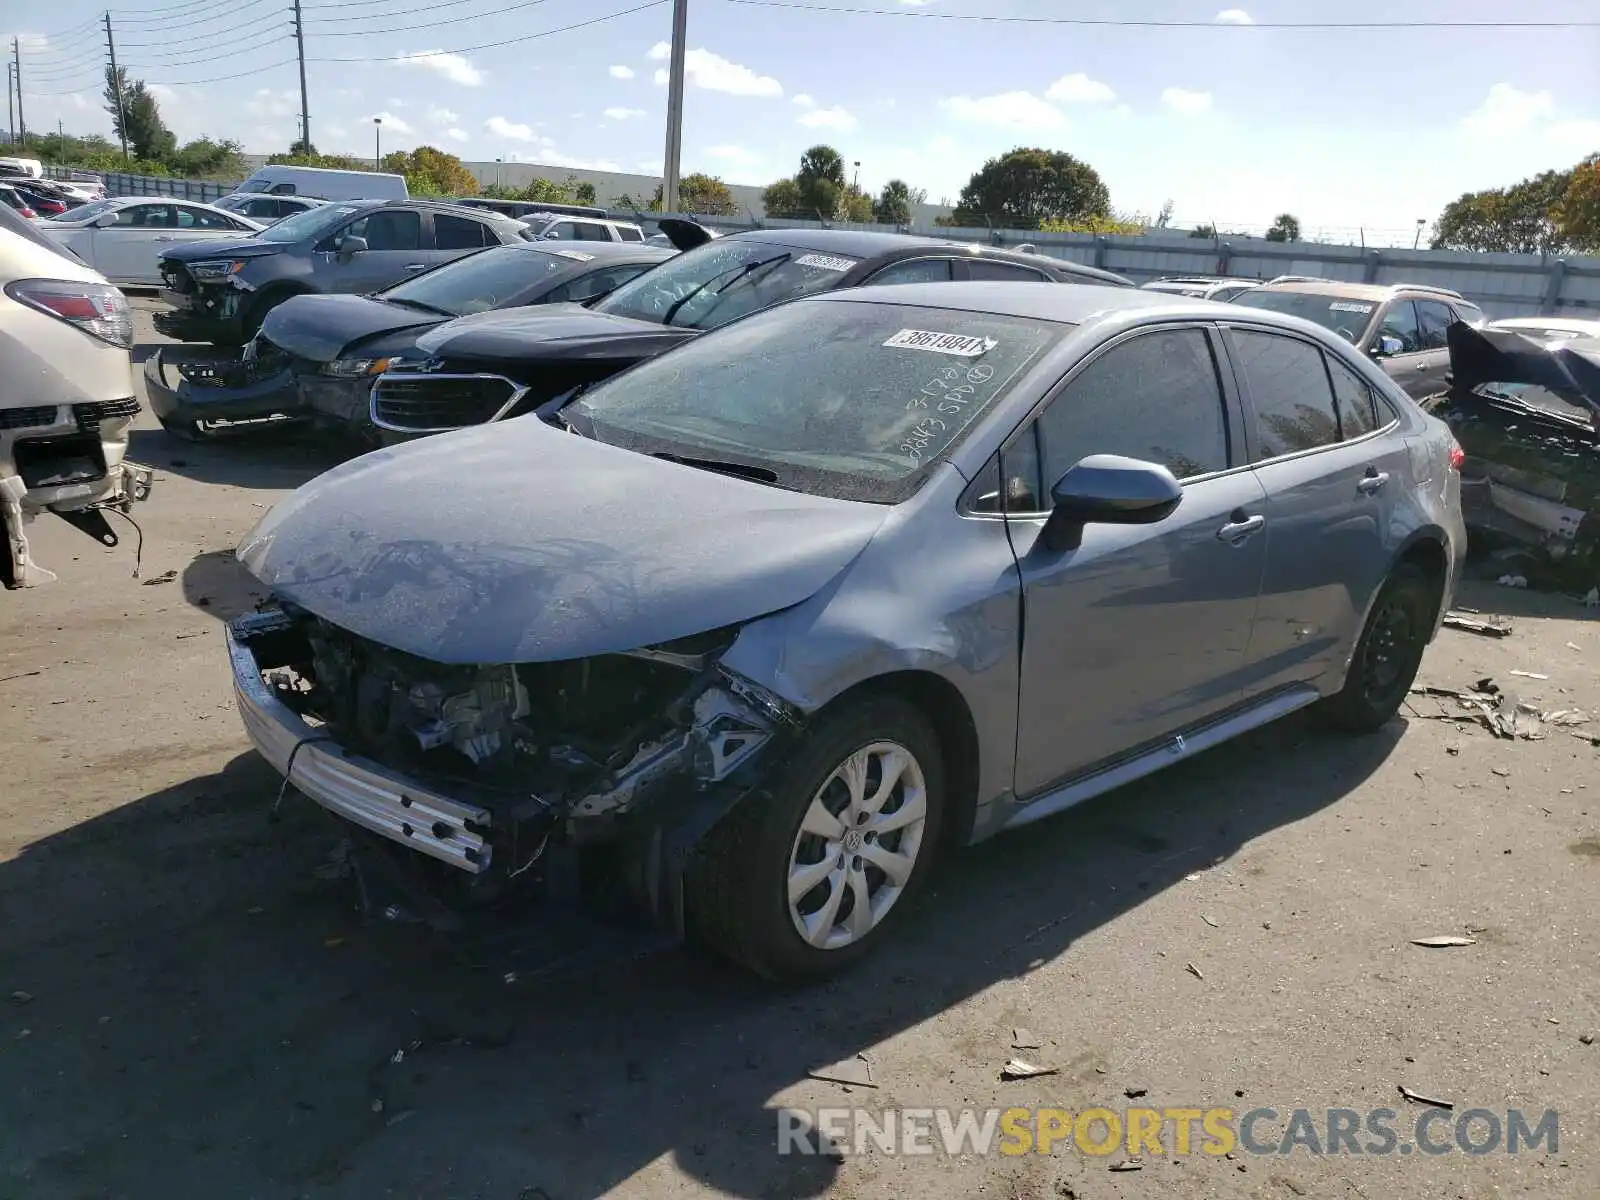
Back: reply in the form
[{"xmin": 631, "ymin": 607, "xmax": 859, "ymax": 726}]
[
  {"xmin": 143, "ymin": 347, "xmax": 304, "ymax": 429},
  {"xmin": 228, "ymin": 617, "xmax": 495, "ymax": 872},
  {"xmin": 151, "ymin": 285, "xmax": 251, "ymax": 344}
]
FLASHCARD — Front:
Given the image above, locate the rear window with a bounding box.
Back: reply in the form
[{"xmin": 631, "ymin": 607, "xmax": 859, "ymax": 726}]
[
  {"xmin": 380, "ymin": 245, "xmax": 568, "ymax": 316},
  {"xmin": 1234, "ymin": 289, "xmax": 1378, "ymax": 346}
]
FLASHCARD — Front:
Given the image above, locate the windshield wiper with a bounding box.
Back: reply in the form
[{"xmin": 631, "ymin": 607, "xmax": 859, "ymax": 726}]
[
  {"xmin": 659, "ymin": 254, "xmax": 789, "ymax": 327},
  {"xmin": 652, "ymin": 451, "xmax": 779, "ymax": 484},
  {"xmin": 383, "ymin": 296, "xmax": 456, "ymax": 317}
]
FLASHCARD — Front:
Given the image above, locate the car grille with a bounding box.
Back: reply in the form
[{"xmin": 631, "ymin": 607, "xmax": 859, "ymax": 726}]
[
  {"xmin": 371, "ymin": 373, "xmax": 524, "ymax": 432},
  {"xmin": 0, "ymin": 405, "xmax": 61, "ymax": 431},
  {"xmin": 73, "ymin": 397, "xmax": 142, "ymax": 431}
]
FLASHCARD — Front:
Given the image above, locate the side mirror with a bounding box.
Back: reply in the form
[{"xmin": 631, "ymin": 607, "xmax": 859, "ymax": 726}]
[
  {"xmin": 1039, "ymin": 454, "xmax": 1183, "ymax": 552},
  {"xmin": 93, "ymin": 212, "xmax": 121, "ymax": 228},
  {"xmin": 335, "ymin": 234, "xmax": 368, "ymax": 260},
  {"xmin": 1370, "ymin": 335, "xmax": 1404, "ymax": 358}
]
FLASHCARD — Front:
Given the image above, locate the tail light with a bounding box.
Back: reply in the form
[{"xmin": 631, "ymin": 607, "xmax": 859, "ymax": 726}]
[
  {"xmin": 4, "ymin": 278, "xmax": 134, "ymax": 348},
  {"xmin": 34, "ymin": 199, "xmax": 67, "ymax": 216},
  {"xmin": 17, "ymin": 204, "xmax": 36, "ymax": 219},
  {"xmin": 1448, "ymin": 441, "xmax": 1466, "ymax": 471}
]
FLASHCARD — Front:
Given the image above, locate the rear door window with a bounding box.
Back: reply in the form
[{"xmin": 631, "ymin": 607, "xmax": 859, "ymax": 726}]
[
  {"xmin": 435, "ymin": 213, "xmax": 493, "ymax": 249},
  {"xmin": 573, "ymin": 221, "xmax": 615, "ymax": 242},
  {"xmin": 962, "ymin": 259, "xmax": 1051, "ymax": 282},
  {"xmin": 1376, "ymin": 300, "xmax": 1422, "ymax": 353},
  {"xmin": 1232, "ymin": 329, "xmax": 1342, "ymax": 458},
  {"xmin": 347, "ymin": 209, "xmax": 422, "ymax": 251},
  {"xmin": 1035, "ymin": 327, "xmax": 1232, "ymax": 484},
  {"xmin": 1325, "ymin": 354, "xmax": 1380, "ymax": 437},
  {"xmin": 1415, "ymin": 300, "xmax": 1454, "ymax": 350},
  {"xmin": 866, "ymin": 258, "xmax": 955, "ymax": 285}
]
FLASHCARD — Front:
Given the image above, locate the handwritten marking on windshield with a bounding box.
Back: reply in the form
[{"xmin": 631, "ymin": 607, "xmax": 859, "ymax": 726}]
[
  {"xmin": 899, "ymin": 415, "xmax": 947, "ymax": 462},
  {"xmin": 794, "ymin": 253, "xmax": 857, "ymax": 272},
  {"xmin": 884, "ymin": 329, "xmax": 998, "ymax": 357}
]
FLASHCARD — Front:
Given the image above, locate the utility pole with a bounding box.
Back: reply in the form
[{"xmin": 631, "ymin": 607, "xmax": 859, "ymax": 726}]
[
  {"xmin": 104, "ymin": 13, "xmax": 128, "ymax": 160},
  {"xmin": 660, "ymin": 0, "xmax": 688, "ymax": 212},
  {"xmin": 11, "ymin": 39, "xmax": 24, "ymax": 148},
  {"xmin": 6, "ymin": 63, "xmax": 14, "ymax": 146},
  {"xmin": 292, "ymin": 0, "xmax": 310, "ymax": 154}
]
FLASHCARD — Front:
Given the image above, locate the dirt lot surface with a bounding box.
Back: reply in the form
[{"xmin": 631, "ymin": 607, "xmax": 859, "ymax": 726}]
[{"xmin": 2, "ymin": 303, "xmax": 1598, "ymax": 1199}]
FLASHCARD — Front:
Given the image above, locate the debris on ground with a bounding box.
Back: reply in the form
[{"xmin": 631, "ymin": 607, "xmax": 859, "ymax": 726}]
[
  {"xmin": 1510, "ymin": 670, "xmax": 1550, "ymax": 680},
  {"xmin": 0, "ymin": 670, "xmax": 42, "ymax": 684},
  {"xmin": 1000, "ymin": 1058, "xmax": 1059, "ymax": 1081},
  {"xmin": 1397, "ymin": 1085, "xmax": 1453, "ymax": 1109},
  {"xmin": 1185, "ymin": 962, "xmax": 1205, "ymax": 980},
  {"xmin": 1011, "ymin": 1028, "xmax": 1042, "ymax": 1050},
  {"xmin": 809, "ymin": 1059, "xmax": 879, "ymax": 1089},
  {"xmin": 1581, "ymin": 1034, "xmax": 1595, "ymax": 1046},
  {"xmin": 7, "ymin": 990, "xmax": 33, "ymax": 1005},
  {"xmin": 1410, "ymin": 936, "xmax": 1477, "ymax": 948},
  {"xmin": 1124, "ymin": 1086, "xmax": 1148, "ymax": 1098},
  {"xmin": 140, "ymin": 569, "xmax": 178, "ymax": 587},
  {"xmin": 1109, "ymin": 1158, "xmax": 1144, "ymax": 1172},
  {"xmin": 1442, "ymin": 611, "xmax": 1513, "ymax": 638},
  {"xmin": 1407, "ymin": 682, "xmax": 1559, "ymax": 740},
  {"xmin": 1491, "ymin": 767, "xmax": 1512, "ymax": 779},
  {"xmin": 1498, "ymin": 574, "xmax": 1529, "ymax": 588},
  {"xmin": 1201, "ymin": 913, "xmax": 1220, "ymax": 928}
]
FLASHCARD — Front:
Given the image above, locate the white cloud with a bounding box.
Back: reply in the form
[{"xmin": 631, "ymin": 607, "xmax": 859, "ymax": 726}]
[
  {"xmin": 536, "ymin": 149, "xmax": 622, "ymax": 171},
  {"xmin": 14, "ymin": 32, "xmax": 49, "ymax": 53},
  {"xmin": 427, "ymin": 106, "xmax": 460, "ymax": 125},
  {"xmin": 637, "ymin": 158, "xmax": 664, "ymax": 173},
  {"xmin": 334, "ymin": 88, "xmax": 361, "ymax": 100},
  {"xmin": 648, "ymin": 48, "xmax": 782, "ymax": 97},
  {"xmin": 929, "ymin": 134, "xmax": 956, "ymax": 154},
  {"xmin": 797, "ymin": 105, "xmax": 857, "ymax": 131},
  {"xmin": 609, "ymin": 64, "xmax": 635, "ymax": 79},
  {"xmin": 325, "ymin": 123, "xmax": 348, "ymax": 140},
  {"xmin": 1461, "ymin": 83, "xmax": 1555, "ymax": 136},
  {"xmin": 1045, "ymin": 73, "xmax": 1115, "ymax": 104},
  {"xmin": 603, "ymin": 106, "xmax": 647, "ymax": 120},
  {"xmin": 647, "ymin": 41, "xmax": 671, "ymax": 60},
  {"xmin": 1161, "ymin": 87, "xmax": 1214, "ymax": 116},
  {"xmin": 392, "ymin": 50, "xmax": 484, "ymax": 87},
  {"xmin": 1545, "ymin": 117, "xmax": 1600, "ymax": 159},
  {"xmin": 245, "ymin": 89, "xmax": 297, "ymax": 119},
  {"xmin": 939, "ymin": 91, "xmax": 1065, "ymax": 131},
  {"xmin": 1215, "ymin": 8, "xmax": 1253, "ymax": 23},
  {"xmin": 446, "ymin": 127, "xmax": 469, "ymax": 143},
  {"xmin": 792, "ymin": 93, "xmax": 815, "ymax": 108},
  {"xmin": 706, "ymin": 144, "xmax": 759, "ymax": 165},
  {"xmin": 485, "ymin": 115, "xmax": 538, "ymax": 142},
  {"xmin": 369, "ymin": 110, "xmax": 412, "ymax": 134},
  {"xmin": 387, "ymin": 97, "xmax": 408, "ymax": 109}
]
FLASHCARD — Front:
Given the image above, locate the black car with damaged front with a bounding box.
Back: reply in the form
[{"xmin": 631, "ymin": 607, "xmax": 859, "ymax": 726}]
[{"xmin": 369, "ymin": 223, "xmax": 1133, "ymax": 438}]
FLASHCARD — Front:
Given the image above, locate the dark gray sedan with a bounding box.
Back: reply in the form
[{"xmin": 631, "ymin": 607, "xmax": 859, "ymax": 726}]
[{"xmin": 226, "ymin": 281, "xmax": 1467, "ymax": 982}]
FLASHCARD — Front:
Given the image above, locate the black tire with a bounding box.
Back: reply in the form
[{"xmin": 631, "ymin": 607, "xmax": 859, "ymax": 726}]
[
  {"xmin": 1320, "ymin": 562, "xmax": 1438, "ymax": 733},
  {"xmin": 686, "ymin": 694, "xmax": 945, "ymax": 984}
]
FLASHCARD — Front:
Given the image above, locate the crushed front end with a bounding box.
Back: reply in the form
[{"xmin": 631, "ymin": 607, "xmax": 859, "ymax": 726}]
[{"xmin": 228, "ymin": 603, "xmax": 795, "ymax": 926}]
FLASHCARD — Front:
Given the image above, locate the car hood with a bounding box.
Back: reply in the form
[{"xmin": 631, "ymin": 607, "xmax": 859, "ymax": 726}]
[
  {"xmin": 261, "ymin": 293, "xmax": 447, "ymax": 363},
  {"xmin": 237, "ymin": 417, "xmax": 889, "ymax": 664},
  {"xmin": 159, "ymin": 238, "xmax": 284, "ymax": 264},
  {"xmin": 414, "ymin": 303, "xmax": 696, "ymax": 370},
  {"xmin": 1446, "ymin": 321, "xmax": 1600, "ymax": 418}
]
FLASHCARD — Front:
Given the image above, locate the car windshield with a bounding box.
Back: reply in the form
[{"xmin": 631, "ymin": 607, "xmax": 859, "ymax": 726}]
[
  {"xmin": 569, "ymin": 299, "xmax": 1063, "ymax": 503},
  {"xmin": 1234, "ymin": 289, "xmax": 1378, "ymax": 344},
  {"xmin": 380, "ymin": 245, "xmax": 568, "ymax": 316},
  {"xmin": 256, "ymin": 203, "xmax": 363, "ymax": 243},
  {"xmin": 594, "ymin": 238, "xmax": 858, "ymax": 330},
  {"xmin": 50, "ymin": 197, "xmax": 117, "ymax": 223}
]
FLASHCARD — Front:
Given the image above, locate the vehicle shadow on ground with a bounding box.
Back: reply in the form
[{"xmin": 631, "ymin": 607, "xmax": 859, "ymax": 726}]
[
  {"xmin": 182, "ymin": 548, "xmax": 270, "ymax": 623},
  {"xmin": 128, "ymin": 424, "xmax": 356, "ymax": 492},
  {"xmin": 0, "ymin": 712, "xmax": 1403, "ymax": 1199},
  {"xmin": 1448, "ymin": 577, "xmax": 1600, "ymax": 625}
]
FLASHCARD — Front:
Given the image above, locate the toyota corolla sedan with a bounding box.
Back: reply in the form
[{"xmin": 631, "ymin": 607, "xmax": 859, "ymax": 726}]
[{"xmin": 227, "ymin": 282, "xmax": 1466, "ymax": 983}]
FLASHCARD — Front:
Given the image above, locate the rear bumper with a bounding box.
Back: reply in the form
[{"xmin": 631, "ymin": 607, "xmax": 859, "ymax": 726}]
[
  {"xmin": 143, "ymin": 347, "xmax": 302, "ymax": 426},
  {"xmin": 152, "ymin": 285, "xmax": 250, "ymax": 344},
  {"xmin": 228, "ymin": 618, "xmax": 493, "ymax": 873}
]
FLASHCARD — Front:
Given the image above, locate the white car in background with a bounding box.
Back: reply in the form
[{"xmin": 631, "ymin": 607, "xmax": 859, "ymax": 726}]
[
  {"xmin": 1485, "ymin": 315, "xmax": 1600, "ymax": 342},
  {"xmin": 0, "ymin": 203, "xmax": 151, "ymax": 589},
  {"xmin": 39, "ymin": 197, "xmax": 264, "ymax": 286}
]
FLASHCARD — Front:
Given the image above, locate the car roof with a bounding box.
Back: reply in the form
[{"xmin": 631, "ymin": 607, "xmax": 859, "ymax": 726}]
[
  {"xmin": 1248, "ymin": 279, "xmax": 1394, "ymax": 301},
  {"xmin": 810, "ymin": 279, "xmax": 1224, "ymax": 323},
  {"xmin": 1491, "ymin": 316, "xmax": 1600, "ymax": 331},
  {"xmin": 519, "ymin": 242, "xmax": 674, "ymax": 263}
]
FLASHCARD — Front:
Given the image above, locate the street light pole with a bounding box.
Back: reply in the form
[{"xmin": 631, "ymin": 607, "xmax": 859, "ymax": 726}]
[
  {"xmin": 852, "ymin": 160, "xmax": 860, "ymax": 192},
  {"xmin": 373, "ymin": 117, "xmax": 382, "ymax": 170},
  {"xmin": 1413, "ymin": 218, "xmax": 1426, "ymax": 250},
  {"xmin": 660, "ymin": 0, "xmax": 688, "ymax": 212}
]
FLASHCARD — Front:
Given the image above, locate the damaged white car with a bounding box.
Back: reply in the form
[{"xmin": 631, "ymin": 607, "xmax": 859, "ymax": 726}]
[{"xmin": 0, "ymin": 204, "xmax": 151, "ymax": 588}]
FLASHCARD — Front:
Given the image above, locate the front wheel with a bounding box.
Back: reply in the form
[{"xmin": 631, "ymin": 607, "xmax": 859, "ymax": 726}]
[
  {"xmin": 1320, "ymin": 562, "xmax": 1438, "ymax": 733},
  {"xmin": 687, "ymin": 695, "xmax": 945, "ymax": 983}
]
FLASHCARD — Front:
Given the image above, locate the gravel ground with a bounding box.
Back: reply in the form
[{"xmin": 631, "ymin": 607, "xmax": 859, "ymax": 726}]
[{"xmin": 0, "ymin": 302, "xmax": 1597, "ymax": 1199}]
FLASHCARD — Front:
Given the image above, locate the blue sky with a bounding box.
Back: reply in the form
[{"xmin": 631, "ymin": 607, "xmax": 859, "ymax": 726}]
[{"xmin": 10, "ymin": 0, "xmax": 1600, "ymax": 239}]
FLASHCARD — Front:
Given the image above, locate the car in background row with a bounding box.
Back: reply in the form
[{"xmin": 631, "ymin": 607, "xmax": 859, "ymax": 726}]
[
  {"xmin": 1421, "ymin": 322, "xmax": 1599, "ymax": 590},
  {"xmin": 214, "ymin": 192, "xmax": 330, "ymax": 224},
  {"xmin": 370, "ymin": 223, "xmax": 1134, "ymax": 438},
  {"xmin": 145, "ymin": 239, "xmax": 676, "ymax": 441},
  {"xmin": 455, "ymin": 198, "xmax": 609, "ymax": 221},
  {"xmin": 1142, "ymin": 275, "xmax": 1261, "ymax": 302},
  {"xmin": 229, "ymin": 279, "xmax": 1464, "ymax": 981},
  {"xmin": 522, "ymin": 212, "xmax": 647, "ymax": 243},
  {"xmin": 0, "ymin": 202, "xmax": 151, "ymax": 590},
  {"xmin": 1484, "ymin": 315, "xmax": 1600, "ymax": 343},
  {"xmin": 154, "ymin": 199, "xmax": 534, "ymax": 345},
  {"xmin": 0, "ymin": 183, "xmax": 37, "ymax": 220},
  {"xmin": 231, "ymin": 164, "xmax": 409, "ymax": 203},
  {"xmin": 41, "ymin": 197, "xmax": 265, "ymax": 287},
  {"xmin": 1234, "ymin": 280, "xmax": 1485, "ymax": 398}
]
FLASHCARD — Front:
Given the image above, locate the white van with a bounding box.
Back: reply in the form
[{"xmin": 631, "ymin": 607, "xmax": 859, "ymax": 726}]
[
  {"xmin": 231, "ymin": 165, "xmax": 408, "ymax": 202},
  {"xmin": 0, "ymin": 156, "xmax": 44, "ymax": 179}
]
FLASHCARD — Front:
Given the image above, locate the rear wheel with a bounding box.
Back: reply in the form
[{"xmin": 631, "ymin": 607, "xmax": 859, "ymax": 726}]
[
  {"xmin": 687, "ymin": 695, "xmax": 944, "ymax": 983},
  {"xmin": 1320, "ymin": 562, "xmax": 1438, "ymax": 733}
]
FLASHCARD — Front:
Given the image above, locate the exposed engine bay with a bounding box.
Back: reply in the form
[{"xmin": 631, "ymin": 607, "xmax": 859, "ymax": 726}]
[{"xmin": 232, "ymin": 602, "xmax": 795, "ymax": 920}]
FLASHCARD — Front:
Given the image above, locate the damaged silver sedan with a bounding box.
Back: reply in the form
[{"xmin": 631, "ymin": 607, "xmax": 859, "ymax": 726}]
[{"xmin": 229, "ymin": 281, "xmax": 1465, "ymax": 981}]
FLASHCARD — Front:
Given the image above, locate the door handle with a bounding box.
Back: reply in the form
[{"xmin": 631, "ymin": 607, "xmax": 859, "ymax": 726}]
[
  {"xmin": 1357, "ymin": 469, "xmax": 1390, "ymax": 494},
  {"xmin": 1216, "ymin": 513, "xmax": 1265, "ymax": 543}
]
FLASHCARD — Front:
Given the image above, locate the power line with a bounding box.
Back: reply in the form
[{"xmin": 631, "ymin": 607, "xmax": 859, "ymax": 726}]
[
  {"xmin": 124, "ymin": 30, "xmax": 292, "ymax": 69},
  {"xmin": 308, "ymin": 0, "xmax": 668, "ymax": 62},
  {"xmin": 307, "ymin": 0, "xmax": 554, "ymax": 33},
  {"xmin": 109, "ymin": 0, "xmax": 274, "ymax": 30},
  {"xmin": 116, "ymin": 0, "xmax": 281, "ymax": 37},
  {"xmin": 720, "ymin": 0, "xmax": 1600, "ymax": 29},
  {"xmin": 122, "ymin": 16, "xmax": 289, "ymax": 54}
]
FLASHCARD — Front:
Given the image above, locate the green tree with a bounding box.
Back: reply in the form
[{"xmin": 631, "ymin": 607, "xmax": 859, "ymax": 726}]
[
  {"xmin": 796, "ymin": 144, "xmax": 847, "ymax": 217},
  {"xmin": 643, "ymin": 173, "xmax": 739, "ymax": 215},
  {"xmin": 1432, "ymin": 168, "xmax": 1574, "ymax": 254},
  {"xmin": 103, "ymin": 66, "xmax": 174, "ymax": 161},
  {"xmin": 842, "ymin": 188, "xmax": 874, "ymax": 223},
  {"xmin": 873, "ymin": 179, "xmax": 917, "ymax": 225},
  {"xmin": 520, "ymin": 176, "xmax": 578, "ymax": 203},
  {"xmin": 1265, "ymin": 212, "xmax": 1301, "ymax": 243},
  {"xmin": 762, "ymin": 177, "xmax": 806, "ymax": 218},
  {"xmin": 1189, "ymin": 222, "xmax": 1218, "ymax": 239},
  {"xmin": 380, "ymin": 146, "xmax": 479, "ymax": 196},
  {"xmin": 571, "ymin": 178, "xmax": 598, "ymax": 205},
  {"xmin": 167, "ymin": 137, "xmax": 245, "ymax": 180},
  {"xmin": 1556, "ymin": 155, "xmax": 1600, "ymax": 252},
  {"xmin": 950, "ymin": 147, "xmax": 1109, "ymax": 230}
]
